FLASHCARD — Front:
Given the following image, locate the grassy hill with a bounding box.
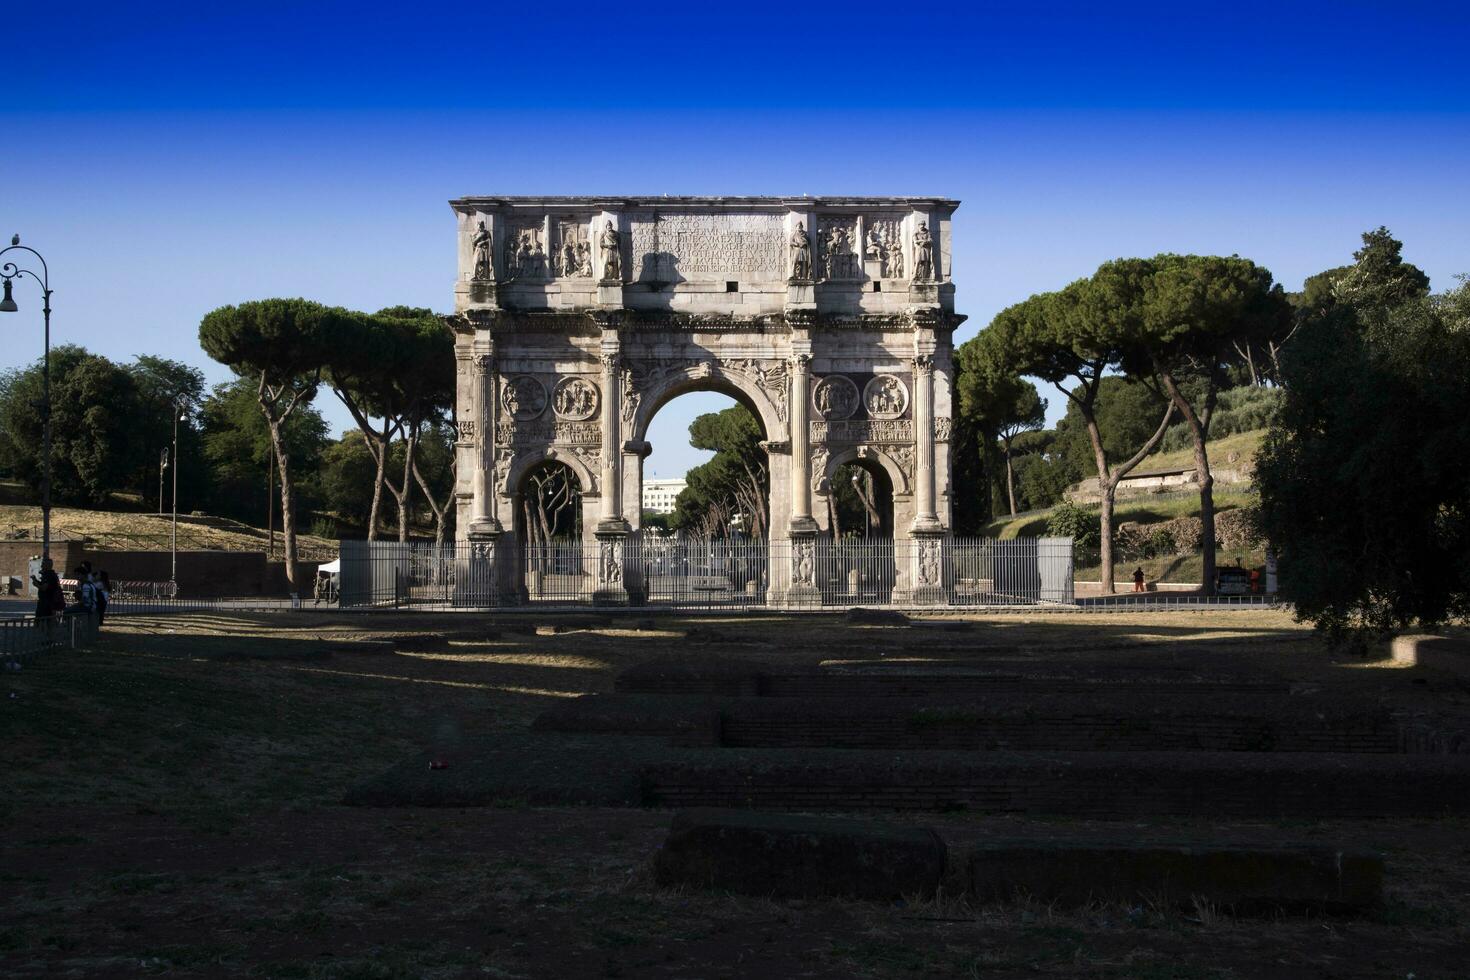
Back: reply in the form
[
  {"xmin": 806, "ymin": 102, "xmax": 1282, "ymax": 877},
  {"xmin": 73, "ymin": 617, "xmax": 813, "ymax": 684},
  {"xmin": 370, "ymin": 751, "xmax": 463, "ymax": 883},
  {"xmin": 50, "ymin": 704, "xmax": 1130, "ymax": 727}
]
[
  {"xmin": 982, "ymin": 427, "xmax": 1269, "ymax": 585},
  {"xmin": 0, "ymin": 502, "xmax": 338, "ymax": 559}
]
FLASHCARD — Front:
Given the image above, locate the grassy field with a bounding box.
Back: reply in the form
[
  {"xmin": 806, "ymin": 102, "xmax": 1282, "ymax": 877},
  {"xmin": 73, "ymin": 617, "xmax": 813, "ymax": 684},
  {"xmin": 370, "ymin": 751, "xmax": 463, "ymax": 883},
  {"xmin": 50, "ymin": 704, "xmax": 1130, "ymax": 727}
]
[
  {"xmin": 3, "ymin": 609, "xmax": 1468, "ymax": 978},
  {"xmin": 0, "ymin": 503, "xmax": 338, "ymax": 557}
]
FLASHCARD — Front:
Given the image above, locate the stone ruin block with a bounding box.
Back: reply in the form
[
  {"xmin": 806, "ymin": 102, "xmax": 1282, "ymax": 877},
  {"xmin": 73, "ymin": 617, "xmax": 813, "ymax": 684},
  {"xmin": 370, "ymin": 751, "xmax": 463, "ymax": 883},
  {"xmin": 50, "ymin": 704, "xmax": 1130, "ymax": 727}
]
[
  {"xmin": 655, "ymin": 808, "xmax": 945, "ymax": 900},
  {"xmin": 967, "ymin": 841, "xmax": 1383, "ymax": 912}
]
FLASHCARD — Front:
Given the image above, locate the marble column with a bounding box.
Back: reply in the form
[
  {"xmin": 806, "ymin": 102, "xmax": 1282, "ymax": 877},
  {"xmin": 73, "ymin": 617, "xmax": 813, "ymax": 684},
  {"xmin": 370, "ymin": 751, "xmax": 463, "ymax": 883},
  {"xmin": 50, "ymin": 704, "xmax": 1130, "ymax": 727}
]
[
  {"xmin": 788, "ymin": 353, "xmax": 818, "ymax": 534},
  {"xmin": 596, "ymin": 350, "xmax": 626, "ymax": 532},
  {"xmin": 912, "ymin": 353, "xmax": 940, "ymax": 532},
  {"xmin": 469, "ymin": 352, "xmax": 501, "ymax": 535}
]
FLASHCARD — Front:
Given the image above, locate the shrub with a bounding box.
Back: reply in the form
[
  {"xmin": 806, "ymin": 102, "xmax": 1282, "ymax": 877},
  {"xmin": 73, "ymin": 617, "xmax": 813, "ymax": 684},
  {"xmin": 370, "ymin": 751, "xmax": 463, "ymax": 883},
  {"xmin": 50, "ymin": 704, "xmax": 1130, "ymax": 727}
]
[{"xmin": 1046, "ymin": 502, "xmax": 1100, "ymax": 549}]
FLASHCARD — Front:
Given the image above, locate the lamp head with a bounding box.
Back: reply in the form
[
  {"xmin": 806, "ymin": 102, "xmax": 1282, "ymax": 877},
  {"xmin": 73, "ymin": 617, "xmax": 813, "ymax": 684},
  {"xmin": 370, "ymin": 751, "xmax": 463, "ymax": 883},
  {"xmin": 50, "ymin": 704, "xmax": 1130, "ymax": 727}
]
[{"xmin": 0, "ymin": 278, "xmax": 16, "ymax": 313}]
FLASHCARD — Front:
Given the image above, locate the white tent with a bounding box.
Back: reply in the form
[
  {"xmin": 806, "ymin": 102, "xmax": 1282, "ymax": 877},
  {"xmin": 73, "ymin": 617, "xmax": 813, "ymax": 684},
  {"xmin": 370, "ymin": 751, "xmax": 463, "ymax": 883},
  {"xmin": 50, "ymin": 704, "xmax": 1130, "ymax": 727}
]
[{"xmin": 316, "ymin": 558, "xmax": 340, "ymax": 575}]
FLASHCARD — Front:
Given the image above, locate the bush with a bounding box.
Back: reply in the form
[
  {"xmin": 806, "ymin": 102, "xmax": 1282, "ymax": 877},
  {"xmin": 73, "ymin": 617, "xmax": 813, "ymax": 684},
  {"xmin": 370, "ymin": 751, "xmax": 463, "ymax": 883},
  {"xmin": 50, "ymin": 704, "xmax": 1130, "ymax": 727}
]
[
  {"xmin": 1046, "ymin": 502, "xmax": 1100, "ymax": 549},
  {"xmin": 1159, "ymin": 385, "xmax": 1282, "ymax": 453}
]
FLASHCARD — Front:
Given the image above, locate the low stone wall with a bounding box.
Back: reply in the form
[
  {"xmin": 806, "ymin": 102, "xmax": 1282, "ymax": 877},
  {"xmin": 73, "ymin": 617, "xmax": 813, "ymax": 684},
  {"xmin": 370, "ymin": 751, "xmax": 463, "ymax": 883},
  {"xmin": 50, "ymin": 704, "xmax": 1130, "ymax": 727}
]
[
  {"xmin": 717, "ymin": 695, "xmax": 1398, "ymax": 754},
  {"xmin": 642, "ymin": 750, "xmax": 1470, "ymax": 818},
  {"xmin": 655, "ymin": 808, "xmax": 946, "ymax": 900},
  {"xmin": 967, "ymin": 841, "xmax": 1381, "ymax": 912}
]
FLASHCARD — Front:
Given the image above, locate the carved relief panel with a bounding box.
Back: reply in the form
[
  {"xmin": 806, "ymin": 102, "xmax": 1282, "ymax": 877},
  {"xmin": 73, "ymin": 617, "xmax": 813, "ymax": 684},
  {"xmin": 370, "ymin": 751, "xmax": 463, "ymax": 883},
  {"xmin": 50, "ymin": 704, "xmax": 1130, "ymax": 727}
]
[
  {"xmin": 503, "ymin": 222, "xmax": 549, "ymax": 280},
  {"xmin": 865, "ymin": 217, "xmax": 904, "ymax": 278},
  {"xmin": 817, "ymin": 217, "xmax": 860, "ymax": 281},
  {"xmin": 552, "ymin": 377, "xmax": 599, "ymax": 421},
  {"xmin": 500, "ymin": 376, "xmax": 547, "ymax": 421},
  {"xmin": 812, "ymin": 375, "xmax": 860, "ymax": 420},
  {"xmin": 863, "ymin": 375, "xmax": 909, "ymax": 419},
  {"xmin": 554, "ymin": 219, "xmax": 593, "ymax": 278}
]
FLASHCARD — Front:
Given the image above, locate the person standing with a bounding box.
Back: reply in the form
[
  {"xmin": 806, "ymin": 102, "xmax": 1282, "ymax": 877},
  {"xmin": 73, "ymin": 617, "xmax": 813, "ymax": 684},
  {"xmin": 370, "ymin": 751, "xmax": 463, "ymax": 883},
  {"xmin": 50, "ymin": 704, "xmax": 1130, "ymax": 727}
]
[
  {"xmin": 1132, "ymin": 567, "xmax": 1146, "ymax": 593},
  {"xmin": 31, "ymin": 557, "xmax": 61, "ymax": 626},
  {"xmin": 96, "ymin": 571, "xmax": 111, "ymax": 627}
]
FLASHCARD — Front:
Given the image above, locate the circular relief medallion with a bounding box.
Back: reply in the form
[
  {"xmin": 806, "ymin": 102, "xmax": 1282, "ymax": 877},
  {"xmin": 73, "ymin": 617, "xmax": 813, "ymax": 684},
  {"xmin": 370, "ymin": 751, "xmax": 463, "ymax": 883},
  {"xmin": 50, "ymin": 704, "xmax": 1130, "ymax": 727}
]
[
  {"xmin": 500, "ymin": 375, "xmax": 547, "ymax": 421},
  {"xmin": 811, "ymin": 375, "xmax": 859, "ymax": 420},
  {"xmin": 552, "ymin": 377, "xmax": 599, "ymax": 421},
  {"xmin": 863, "ymin": 374, "xmax": 909, "ymax": 419}
]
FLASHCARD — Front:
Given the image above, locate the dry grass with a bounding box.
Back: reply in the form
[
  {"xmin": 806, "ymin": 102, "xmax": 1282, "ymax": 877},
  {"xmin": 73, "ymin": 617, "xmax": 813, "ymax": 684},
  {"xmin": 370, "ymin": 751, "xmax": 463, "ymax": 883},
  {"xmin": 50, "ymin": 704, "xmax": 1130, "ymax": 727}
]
[
  {"xmin": 0, "ymin": 503, "xmax": 337, "ymax": 557},
  {"xmin": 2, "ymin": 608, "xmax": 1467, "ymax": 979}
]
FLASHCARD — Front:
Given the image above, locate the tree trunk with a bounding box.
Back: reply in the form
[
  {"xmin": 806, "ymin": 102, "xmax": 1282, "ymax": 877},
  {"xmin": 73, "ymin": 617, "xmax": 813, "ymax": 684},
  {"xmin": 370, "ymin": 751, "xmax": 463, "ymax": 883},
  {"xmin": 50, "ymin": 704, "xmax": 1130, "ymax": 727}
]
[
  {"xmin": 1084, "ymin": 415, "xmax": 1117, "ymax": 594},
  {"xmin": 1157, "ymin": 366, "xmax": 1217, "ymax": 595},
  {"xmin": 268, "ymin": 422, "xmax": 300, "ymax": 589},
  {"xmin": 412, "ymin": 454, "xmax": 453, "ymax": 546},
  {"xmin": 1002, "ymin": 439, "xmax": 1018, "ymax": 516},
  {"xmin": 395, "ymin": 428, "xmax": 419, "ymax": 542},
  {"xmin": 366, "ymin": 433, "xmax": 388, "ymax": 541}
]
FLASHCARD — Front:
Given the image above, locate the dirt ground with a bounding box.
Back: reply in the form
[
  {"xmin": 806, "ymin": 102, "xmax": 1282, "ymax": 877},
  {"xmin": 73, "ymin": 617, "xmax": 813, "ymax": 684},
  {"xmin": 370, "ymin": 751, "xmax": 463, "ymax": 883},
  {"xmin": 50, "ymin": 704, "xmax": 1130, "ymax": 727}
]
[{"xmin": 3, "ymin": 609, "xmax": 1468, "ymax": 979}]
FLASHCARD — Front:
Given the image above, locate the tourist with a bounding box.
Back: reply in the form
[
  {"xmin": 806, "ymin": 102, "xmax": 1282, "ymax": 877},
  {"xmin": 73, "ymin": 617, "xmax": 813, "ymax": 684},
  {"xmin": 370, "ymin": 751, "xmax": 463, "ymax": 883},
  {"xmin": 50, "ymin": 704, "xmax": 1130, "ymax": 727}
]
[
  {"xmin": 96, "ymin": 571, "xmax": 112, "ymax": 626},
  {"xmin": 1132, "ymin": 567, "xmax": 1145, "ymax": 593},
  {"xmin": 73, "ymin": 567, "xmax": 99, "ymax": 618},
  {"xmin": 31, "ymin": 557, "xmax": 61, "ymax": 626}
]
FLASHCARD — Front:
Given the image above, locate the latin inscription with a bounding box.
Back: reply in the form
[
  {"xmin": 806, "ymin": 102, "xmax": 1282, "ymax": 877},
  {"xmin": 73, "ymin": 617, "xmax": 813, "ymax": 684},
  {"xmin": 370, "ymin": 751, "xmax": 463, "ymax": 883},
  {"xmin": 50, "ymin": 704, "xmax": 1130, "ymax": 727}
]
[{"xmin": 628, "ymin": 213, "xmax": 785, "ymax": 281}]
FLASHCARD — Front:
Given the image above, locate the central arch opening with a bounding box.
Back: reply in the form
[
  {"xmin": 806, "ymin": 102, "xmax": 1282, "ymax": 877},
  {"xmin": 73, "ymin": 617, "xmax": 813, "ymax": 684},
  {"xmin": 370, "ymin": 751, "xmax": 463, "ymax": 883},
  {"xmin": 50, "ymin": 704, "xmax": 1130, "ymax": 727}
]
[{"xmin": 635, "ymin": 383, "xmax": 772, "ymax": 606}]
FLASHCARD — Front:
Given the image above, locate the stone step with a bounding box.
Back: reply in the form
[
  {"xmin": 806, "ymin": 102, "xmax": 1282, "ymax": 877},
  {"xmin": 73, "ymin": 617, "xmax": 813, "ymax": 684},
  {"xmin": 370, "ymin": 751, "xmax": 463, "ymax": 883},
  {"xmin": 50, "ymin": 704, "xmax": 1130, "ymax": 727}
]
[
  {"xmin": 966, "ymin": 840, "xmax": 1382, "ymax": 912},
  {"xmin": 654, "ymin": 808, "xmax": 946, "ymax": 900},
  {"xmin": 613, "ymin": 656, "xmax": 1293, "ymax": 699},
  {"xmin": 641, "ymin": 748, "xmax": 1470, "ymax": 819},
  {"xmin": 535, "ymin": 692, "xmax": 1400, "ymax": 753}
]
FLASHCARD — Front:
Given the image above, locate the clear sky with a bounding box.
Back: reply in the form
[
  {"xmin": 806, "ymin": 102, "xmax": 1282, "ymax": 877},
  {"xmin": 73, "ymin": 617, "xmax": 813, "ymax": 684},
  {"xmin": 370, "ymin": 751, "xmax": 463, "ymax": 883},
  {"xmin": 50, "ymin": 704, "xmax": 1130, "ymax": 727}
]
[{"xmin": 3, "ymin": 1, "xmax": 1467, "ymax": 479}]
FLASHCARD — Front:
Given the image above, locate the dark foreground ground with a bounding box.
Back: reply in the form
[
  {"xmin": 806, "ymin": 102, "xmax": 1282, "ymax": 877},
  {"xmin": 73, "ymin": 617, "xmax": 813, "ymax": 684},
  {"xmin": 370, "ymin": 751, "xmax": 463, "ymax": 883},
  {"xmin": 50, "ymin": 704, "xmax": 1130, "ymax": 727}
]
[{"xmin": 3, "ymin": 609, "xmax": 1468, "ymax": 979}]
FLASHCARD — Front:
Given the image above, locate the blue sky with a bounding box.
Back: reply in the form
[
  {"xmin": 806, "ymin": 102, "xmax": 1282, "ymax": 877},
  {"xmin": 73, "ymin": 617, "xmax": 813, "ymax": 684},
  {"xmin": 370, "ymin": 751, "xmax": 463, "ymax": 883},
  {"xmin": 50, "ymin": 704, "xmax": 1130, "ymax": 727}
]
[{"xmin": 3, "ymin": 1, "xmax": 1467, "ymax": 479}]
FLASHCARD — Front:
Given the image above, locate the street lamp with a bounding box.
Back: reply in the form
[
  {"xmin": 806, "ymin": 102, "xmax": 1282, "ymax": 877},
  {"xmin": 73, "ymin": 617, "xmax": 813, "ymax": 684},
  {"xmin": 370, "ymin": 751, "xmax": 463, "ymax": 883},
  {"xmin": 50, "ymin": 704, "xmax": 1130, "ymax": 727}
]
[
  {"xmin": 171, "ymin": 399, "xmax": 188, "ymax": 588},
  {"xmin": 0, "ymin": 235, "xmax": 54, "ymax": 562}
]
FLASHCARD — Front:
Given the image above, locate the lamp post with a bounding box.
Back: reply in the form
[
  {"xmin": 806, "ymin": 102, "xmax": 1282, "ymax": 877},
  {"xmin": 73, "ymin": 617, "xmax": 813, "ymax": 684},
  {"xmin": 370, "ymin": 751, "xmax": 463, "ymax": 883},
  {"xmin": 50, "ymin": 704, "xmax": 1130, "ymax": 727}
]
[
  {"xmin": 171, "ymin": 399, "xmax": 187, "ymax": 587},
  {"xmin": 0, "ymin": 235, "xmax": 53, "ymax": 562}
]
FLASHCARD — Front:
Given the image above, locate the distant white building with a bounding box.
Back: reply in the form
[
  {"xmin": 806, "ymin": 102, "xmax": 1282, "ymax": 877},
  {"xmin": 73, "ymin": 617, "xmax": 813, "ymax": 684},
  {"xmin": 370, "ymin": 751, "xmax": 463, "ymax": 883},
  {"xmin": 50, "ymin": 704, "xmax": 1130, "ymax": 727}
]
[{"xmin": 642, "ymin": 478, "xmax": 687, "ymax": 515}]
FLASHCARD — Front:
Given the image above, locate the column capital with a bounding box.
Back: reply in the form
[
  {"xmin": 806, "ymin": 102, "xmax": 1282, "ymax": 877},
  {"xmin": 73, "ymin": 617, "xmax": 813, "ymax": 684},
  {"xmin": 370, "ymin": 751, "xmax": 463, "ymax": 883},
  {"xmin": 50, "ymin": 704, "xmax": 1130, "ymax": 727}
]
[{"xmin": 912, "ymin": 353, "xmax": 935, "ymax": 375}]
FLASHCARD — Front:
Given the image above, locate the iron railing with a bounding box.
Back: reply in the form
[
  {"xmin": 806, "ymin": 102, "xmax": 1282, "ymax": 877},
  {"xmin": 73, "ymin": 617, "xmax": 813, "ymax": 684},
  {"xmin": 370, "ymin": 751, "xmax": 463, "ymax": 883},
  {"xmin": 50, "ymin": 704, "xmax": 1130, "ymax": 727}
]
[
  {"xmin": 1, "ymin": 610, "xmax": 100, "ymax": 661},
  {"xmin": 335, "ymin": 535, "xmax": 1076, "ymax": 610}
]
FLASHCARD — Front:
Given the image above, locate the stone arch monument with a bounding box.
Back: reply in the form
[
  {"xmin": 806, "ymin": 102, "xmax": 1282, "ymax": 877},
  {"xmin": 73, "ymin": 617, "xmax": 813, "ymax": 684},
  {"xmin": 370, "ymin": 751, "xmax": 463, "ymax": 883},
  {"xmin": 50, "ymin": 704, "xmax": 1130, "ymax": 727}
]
[{"xmin": 447, "ymin": 197, "xmax": 962, "ymax": 605}]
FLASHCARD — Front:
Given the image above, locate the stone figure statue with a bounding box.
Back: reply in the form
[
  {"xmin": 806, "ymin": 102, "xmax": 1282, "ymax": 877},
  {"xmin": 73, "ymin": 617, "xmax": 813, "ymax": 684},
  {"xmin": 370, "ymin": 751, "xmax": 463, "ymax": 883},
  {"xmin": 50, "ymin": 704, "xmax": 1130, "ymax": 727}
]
[
  {"xmin": 789, "ymin": 222, "xmax": 812, "ymax": 280},
  {"xmin": 471, "ymin": 220, "xmax": 492, "ymax": 281},
  {"xmin": 885, "ymin": 237, "xmax": 903, "ymax": 278},
  {"xmin": 913, "ymin": 222, "xmax": 934, "ymax": 281},
  {"xmin": 600, "ymin": 221, "xmax": 622, "ymax": 281},
  {"xmin": 576, "ymin": 242, "xmax": 593, "ymax": 277},
  {"xmin": 515, "ymin": 234, "xmax": 534, "ymax": 278},
  {"xmin": 866, "ymin": 229, "xmax": 883, "ymax": 260},
  {"xmin": 561, "ymin": 240, "xmax": 576, "ymax": 278}
]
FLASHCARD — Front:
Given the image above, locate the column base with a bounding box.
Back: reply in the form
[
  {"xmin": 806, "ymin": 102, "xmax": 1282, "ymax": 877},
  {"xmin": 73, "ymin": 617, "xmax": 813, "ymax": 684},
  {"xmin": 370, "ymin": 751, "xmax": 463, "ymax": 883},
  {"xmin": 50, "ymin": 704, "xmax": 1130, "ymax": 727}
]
[
  {"xmin": 467, "ymin": 518, "xmax": 503, "ymax": 539},
  {"xmin": 596, "ymin": 517, "xmax": 631, "ymax": 535},
  {"xmin": 910, "ymin": 515, "xmax": 943, "ymax": 535},
  {"xmin": 786, "ymin": 279, "xmax": 815, "ymax": 305},
  {"xmin": 907, "ymin": 282, "xmax": 940, "ymax": 305},
  {"xmin": 597, "ymin": 281, "xmax": 624, "ymax": 305},
  {"xmin": 789, "ymin": 516, "xmax": 820, "ymax": 535},
  {"xmin": 909, "ymin": 530, "xmax": 947, "ymax": 607},
  {"xmin": 593, "ymin": 530, "xmax": 630, "ymax": 606}
]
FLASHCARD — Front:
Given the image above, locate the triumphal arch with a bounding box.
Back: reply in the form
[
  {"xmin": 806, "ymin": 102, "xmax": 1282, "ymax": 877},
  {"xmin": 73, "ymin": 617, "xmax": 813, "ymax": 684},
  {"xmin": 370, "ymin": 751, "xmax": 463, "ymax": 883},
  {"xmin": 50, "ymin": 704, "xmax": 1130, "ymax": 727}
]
[{"xmin": 447, "ymin": 196, "xmax": 961, "ymax": 605}]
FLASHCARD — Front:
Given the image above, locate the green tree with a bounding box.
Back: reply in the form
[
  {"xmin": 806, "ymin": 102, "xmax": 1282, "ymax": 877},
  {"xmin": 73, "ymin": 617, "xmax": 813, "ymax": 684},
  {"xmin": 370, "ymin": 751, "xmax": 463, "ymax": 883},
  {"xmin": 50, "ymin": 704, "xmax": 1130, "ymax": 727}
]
[
  {"xmin": 198, "ymin": 377, "xmax": 330, "ymax": 531},
  {"xmin": 980, "ymin": 273, "xmax": 1175, "ymax": 592},
  {"xmin": 0, "ymin": 345, "xmax": 145, "ymax": 506},
  {"xmin": 199, "ymin": 298, "xmax": 344, "ymax": 585},
  {"xmin": 1257, "ymin": 252, "xmax": 1467, "ymax": 646},
  {"xmin": 1125, "ymin": 254, "xmax": 1292, "ymax": 593},
  {"xmin": 670, "ymin": 405, "xmax": 768, "ymax": 539},
  {"xmin": 126, "ymin": 355, "xmax": 207, "ymax": 512},
  {"xmin": 319, "ymin": 432, "xmax": 380, "ymax": 534}
]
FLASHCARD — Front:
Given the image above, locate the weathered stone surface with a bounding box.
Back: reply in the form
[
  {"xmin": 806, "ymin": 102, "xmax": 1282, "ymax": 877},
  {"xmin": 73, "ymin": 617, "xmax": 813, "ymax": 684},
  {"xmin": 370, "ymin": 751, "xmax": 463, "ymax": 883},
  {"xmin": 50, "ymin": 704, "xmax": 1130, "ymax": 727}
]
[
  {"xmin": 447, "ymin": 197, "xmax": 964, "ymax": 607},
  {"xmin": 616, "ymin": 656, "xmax": 765, "ymax": 696},
  {"xmin": 655, "ymin": 808, "xmax": 945, "ymax": 900},
  {"xmin": 967, "ymin": 842, "xmax": 1383, "ymax": 912},
  {"xmin": 1392, "ymin": 634, "xmax": 1470, "ymax": 677}
]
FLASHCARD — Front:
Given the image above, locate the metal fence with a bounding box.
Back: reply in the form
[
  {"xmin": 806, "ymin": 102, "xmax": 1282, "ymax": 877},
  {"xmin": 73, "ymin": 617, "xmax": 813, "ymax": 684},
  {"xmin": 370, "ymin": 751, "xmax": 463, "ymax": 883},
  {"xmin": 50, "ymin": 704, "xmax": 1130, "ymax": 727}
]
[
  {"xmin": 337, "ymin": 535, "xmax": 1075, "ymax": 610},
  {"xmin": 1, "ymin": 610, "xmax": 100, "ymax": 661}
]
